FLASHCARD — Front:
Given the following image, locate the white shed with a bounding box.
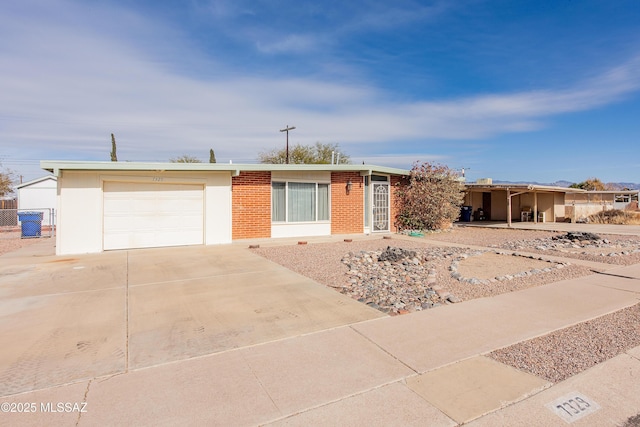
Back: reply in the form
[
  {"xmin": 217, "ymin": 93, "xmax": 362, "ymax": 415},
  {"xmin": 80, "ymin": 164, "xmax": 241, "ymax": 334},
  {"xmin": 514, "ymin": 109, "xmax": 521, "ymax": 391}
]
[{"xmin": 16, "ymin": 175, "xmax": 57, "ymax": 226}]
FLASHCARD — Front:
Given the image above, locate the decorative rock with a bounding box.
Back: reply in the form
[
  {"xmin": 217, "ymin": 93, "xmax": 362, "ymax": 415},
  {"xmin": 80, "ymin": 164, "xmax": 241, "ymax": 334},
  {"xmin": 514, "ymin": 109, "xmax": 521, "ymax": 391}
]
[
  {"xmin": 378, "ymin": 246, "xmax": 417, "ymax": 263},
  {"xmin": 499, "ymin": 234, "xmax": 640, "ymax": 260},
  {"xmin": 337, "ymin": 247, "xmax": 470, "ymax": 313},
  {"xmin": 562, "ymin": 231, "xmax": 602, "ymax": 241}
]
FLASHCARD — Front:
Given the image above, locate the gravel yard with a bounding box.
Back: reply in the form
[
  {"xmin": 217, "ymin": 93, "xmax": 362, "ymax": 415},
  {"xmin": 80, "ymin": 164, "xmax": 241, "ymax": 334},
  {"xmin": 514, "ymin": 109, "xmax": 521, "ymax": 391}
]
[
  {"xmin": 424, "ymin": 226, "xmax": 640, "ymax": 265},
  {"xmin": 0, "ymin": 231, "xmax": 43, "ymax": 256},
  {"xmin": 490, "ymin": 303, "xmax": 640, "ymax": 382},
  {"xmin": 253, "ymin": 236, "xmax": 593, "ymax": 315},
  {"xmin": 253, "ymin": 226, "xmax": 640, "ymax": 384}
]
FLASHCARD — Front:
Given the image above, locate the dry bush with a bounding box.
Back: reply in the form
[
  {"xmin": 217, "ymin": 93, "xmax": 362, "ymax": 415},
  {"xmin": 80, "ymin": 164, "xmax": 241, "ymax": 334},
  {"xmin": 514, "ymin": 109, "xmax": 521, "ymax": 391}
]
[
  {"xmin": 395, "ymin": 162, "xmax": 464, "ymax": 231},
  {"xmin": 587, "ymin": 209, "xmax": 640, "ymax": 225}
]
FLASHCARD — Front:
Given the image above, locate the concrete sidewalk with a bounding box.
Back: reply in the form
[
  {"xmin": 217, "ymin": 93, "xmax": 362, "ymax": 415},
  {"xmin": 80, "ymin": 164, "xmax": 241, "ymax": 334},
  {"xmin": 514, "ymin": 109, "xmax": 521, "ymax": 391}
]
[{"xmin": 1, "ymin": 250, "xmax": 639, "ymax": 426}]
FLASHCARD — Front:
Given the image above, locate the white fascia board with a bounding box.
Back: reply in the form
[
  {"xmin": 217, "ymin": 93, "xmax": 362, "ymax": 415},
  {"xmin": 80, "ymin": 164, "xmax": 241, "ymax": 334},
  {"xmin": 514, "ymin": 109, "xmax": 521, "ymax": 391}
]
[{"xmin": 40, "ymin": 161, "xmax": 410, "ymax": 176}]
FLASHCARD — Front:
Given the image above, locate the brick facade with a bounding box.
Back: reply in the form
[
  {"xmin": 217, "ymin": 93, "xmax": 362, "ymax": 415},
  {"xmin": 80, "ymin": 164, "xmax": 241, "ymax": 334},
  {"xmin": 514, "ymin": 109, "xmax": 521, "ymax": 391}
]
[
  {"xmin": 331, "ymin": 172, "xmax": 364, "ymax": 234},
  {"xmin": 231, "ymin": 171, "xmax": 271, "ymax": 239},
  {"xmin": 230, "ymin": 169, "xmax": 407, "ymax": 239}
]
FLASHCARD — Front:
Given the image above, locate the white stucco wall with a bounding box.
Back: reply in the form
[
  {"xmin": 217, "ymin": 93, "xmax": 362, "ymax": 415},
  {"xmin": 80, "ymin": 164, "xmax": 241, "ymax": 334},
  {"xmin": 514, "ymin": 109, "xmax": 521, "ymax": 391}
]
[
  {"xmin": 56, "ymin": 170, "xmax": 232, "ymax": 255},
  {"xmin": 17, "ymin": 176, "xmax": 57, "ymax": 226}
]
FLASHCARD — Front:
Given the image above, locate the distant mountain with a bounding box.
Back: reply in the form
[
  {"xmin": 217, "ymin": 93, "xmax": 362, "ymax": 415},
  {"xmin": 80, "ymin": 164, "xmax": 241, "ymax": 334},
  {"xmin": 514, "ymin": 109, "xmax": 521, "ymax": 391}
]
[
  {"xmin": 551, "ymin": 180, "xmax": 573, "ymax": 188},
  {"xmin": 615, "ymin": 182, "xmax": 640, "ymax": 190},
  {"xmin": 492, "ymin": 180, "xmax": 640, "ymax": 190}
]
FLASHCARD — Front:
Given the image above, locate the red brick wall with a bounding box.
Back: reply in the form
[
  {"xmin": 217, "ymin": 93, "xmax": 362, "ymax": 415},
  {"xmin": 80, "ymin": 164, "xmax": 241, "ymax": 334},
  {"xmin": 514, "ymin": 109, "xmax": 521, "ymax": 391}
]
[
  {"xmin": 232, "ymin": 171, "xmax": 271, "ymax": 239},
  {"xmin": 331, "ymin": 172, "xmax": 364, "ymax": 234}
]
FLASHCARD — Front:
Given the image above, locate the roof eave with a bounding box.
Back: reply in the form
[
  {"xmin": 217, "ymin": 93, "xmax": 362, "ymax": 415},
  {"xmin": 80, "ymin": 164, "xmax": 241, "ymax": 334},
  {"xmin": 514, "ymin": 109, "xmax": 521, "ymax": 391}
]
[
  {"xmin": 40, "ymin": 161, "xmax": 410, "ymax": 176},
  {"xmin": 464, "ymin": 183, "xmax": 587, "ymax": 193}
]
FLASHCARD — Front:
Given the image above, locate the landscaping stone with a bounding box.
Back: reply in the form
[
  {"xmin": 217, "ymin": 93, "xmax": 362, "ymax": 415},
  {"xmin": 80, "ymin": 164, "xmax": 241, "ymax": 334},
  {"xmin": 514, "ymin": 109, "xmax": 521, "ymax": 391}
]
[
  {"xmin": 500, "ymin": 233, "xmax": 640, "ymax": 263},
  {"xmin": 341, "ymin": 247, "xmax": 464, "ymax": 315}
]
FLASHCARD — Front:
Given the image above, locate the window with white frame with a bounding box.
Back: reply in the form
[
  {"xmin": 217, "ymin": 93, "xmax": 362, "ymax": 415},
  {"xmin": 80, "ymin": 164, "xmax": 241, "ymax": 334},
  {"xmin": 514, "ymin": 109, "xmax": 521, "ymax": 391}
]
[{"xmin": 272, "ymin": 181, "xmax": 330, "ymax": 222}]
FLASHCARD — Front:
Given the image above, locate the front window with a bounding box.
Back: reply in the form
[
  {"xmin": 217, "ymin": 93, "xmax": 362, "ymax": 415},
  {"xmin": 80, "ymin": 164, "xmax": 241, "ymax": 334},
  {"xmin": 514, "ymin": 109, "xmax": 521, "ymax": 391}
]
[
  {"xmin": 272, "ymin": 182, "xmax": 286, "ymax": 221},
  {"xmin": 272, "ymin": 182, "xmax": 330, "ymax": 223}
]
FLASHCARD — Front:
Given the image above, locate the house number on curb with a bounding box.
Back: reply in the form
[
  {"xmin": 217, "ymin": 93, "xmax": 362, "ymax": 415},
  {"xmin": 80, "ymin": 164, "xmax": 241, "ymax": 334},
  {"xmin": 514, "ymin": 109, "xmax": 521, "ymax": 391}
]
[
  {"xmin": 152, "ymin": 177, "xmax": 164, "ymax": 182},
  {"xmin": 546, "ymin": 392, "xmax": 600, "ymax": 423}
]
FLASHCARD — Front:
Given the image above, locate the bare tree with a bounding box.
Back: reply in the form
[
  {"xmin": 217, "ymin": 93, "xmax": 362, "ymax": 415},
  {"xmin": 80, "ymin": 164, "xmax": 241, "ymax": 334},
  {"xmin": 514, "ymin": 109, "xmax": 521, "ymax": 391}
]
[
  {"xmin": 0, "ymin": 167, "xmax": 16, "ymax": 197},
  {"xmin": 170, "ymin": 155, "xmax": 202, "ymax": 163},
  {"xmin": 569, "ymin": 177, "xmax": 612, "ymax": 191}
]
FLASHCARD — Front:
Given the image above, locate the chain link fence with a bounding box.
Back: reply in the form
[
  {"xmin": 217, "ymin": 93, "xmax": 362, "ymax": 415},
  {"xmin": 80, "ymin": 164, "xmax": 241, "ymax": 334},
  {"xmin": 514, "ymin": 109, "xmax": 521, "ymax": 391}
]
[{"xmin": 0, "ymin": 208, "xmax": 56, "ymax": 238}]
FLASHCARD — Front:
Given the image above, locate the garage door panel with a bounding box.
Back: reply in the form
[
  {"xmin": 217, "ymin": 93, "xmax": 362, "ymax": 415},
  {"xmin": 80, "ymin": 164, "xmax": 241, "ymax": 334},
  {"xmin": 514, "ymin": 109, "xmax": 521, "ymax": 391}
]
[{"xmin": 103, "ymin": 182, "xmax": 204, "ymax": 250}]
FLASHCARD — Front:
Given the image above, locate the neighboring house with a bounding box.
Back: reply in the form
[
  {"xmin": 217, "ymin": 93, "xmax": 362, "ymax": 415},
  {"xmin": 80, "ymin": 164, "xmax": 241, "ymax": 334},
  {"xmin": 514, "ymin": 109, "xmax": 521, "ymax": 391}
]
[
  {"xmin": 565, "ymin": 190, "xmax": 640, "ymax": 221},
  {"xmin": 16, "ymin": 175, "xmax": 57, "ymax": 226},
  {"xmin": 40, "ymin": 161, "xmax": 409, "ymax": 255},
  {"xmin": 463, "ymin": 180, "xmax": 585, "ymax": 225}
]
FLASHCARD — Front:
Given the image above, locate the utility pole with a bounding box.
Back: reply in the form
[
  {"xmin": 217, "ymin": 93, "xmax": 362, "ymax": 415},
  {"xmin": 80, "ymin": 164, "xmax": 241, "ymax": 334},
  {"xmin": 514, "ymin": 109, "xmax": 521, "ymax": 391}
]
[{"xmin": 279, "ymin": 125, "xmax": 296, "ymax": 164}]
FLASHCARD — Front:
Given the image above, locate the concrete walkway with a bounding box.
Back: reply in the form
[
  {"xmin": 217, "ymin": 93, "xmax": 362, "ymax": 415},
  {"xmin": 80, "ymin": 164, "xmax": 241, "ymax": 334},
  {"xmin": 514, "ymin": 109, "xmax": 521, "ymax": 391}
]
[{"xmin": 1, "ymin": 236, "xmax": 639, "ymax": 426}]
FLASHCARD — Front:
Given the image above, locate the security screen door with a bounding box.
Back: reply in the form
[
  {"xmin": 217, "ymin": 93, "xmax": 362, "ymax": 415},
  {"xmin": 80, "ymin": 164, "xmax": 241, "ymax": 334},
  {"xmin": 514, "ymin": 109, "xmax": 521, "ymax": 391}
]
[{"xmin": 372, "ymin": 182, "xmax": 389, "ymax": 231}]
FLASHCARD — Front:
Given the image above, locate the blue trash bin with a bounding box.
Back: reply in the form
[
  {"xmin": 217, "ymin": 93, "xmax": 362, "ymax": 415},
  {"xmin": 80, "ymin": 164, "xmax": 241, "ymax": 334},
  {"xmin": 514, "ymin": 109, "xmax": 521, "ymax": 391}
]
[
  {"xmin": 460, "ymin": 206, "xmax": 473, "ymax": 222},
  {"xmin": 17, "ymin": 212, "xmax": 43, "ymax": 238}
]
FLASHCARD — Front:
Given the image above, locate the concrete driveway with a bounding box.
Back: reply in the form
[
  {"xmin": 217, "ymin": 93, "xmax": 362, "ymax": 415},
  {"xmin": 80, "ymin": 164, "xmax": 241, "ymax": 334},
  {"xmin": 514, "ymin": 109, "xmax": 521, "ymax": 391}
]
[{"xmin": 0, "ymin": 239, "xmax": 382, "ymax": 397}]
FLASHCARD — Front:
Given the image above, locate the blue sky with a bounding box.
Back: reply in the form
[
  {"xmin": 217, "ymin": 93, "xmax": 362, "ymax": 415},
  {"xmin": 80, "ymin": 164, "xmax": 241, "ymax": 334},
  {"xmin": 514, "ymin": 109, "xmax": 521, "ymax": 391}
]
[{"xmin": 1, "ymin": 0, "xmax": 640, "ymax": 184}]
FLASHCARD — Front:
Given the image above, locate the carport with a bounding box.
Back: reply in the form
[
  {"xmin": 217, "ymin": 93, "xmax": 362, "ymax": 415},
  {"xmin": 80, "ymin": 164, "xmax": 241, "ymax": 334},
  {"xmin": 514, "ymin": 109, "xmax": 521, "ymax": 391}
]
[{"xmin": 463, "ymin": 183, "xmax": 585, "ymax": 226}]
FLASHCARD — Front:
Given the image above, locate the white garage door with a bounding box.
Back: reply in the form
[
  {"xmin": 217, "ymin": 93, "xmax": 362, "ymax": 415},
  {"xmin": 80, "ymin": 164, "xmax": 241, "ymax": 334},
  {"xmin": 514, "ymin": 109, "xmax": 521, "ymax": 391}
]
[{"xmin": 103, "ymin": 181, "xmax": 204, "ymax": 250}]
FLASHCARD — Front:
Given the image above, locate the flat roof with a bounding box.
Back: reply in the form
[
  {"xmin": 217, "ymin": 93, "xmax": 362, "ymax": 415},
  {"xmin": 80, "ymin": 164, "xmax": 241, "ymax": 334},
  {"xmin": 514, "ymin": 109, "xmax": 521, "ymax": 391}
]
[
  {"xmin": 464, "ymin": 183, "xmax": 586, "ymax": 193},
  {"xmin": 574, "ymin": 190, "xmax": 640, "ymax": 194},
  {"xmin": 40, "ymin": 160, "xmax": 410, "ymax": 177}
]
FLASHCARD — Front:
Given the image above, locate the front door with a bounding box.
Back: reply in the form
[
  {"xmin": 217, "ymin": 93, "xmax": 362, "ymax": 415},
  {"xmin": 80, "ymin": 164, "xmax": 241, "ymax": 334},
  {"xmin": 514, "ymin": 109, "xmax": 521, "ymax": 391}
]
[{"xmin": 372, "ymin": 183, "xmax": 389, "ymax": 231}]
